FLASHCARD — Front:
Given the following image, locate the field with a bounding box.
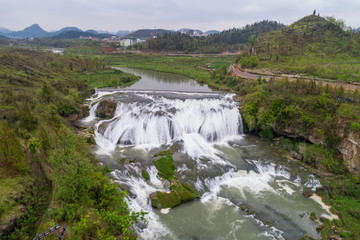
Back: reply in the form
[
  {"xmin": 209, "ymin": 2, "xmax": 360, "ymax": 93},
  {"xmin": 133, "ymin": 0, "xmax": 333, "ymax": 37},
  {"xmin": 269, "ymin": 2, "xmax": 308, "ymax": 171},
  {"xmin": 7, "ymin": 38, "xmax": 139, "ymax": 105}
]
[{"xmin": 258, "ymin": 54, "xmax": 360, "ymax": 83}]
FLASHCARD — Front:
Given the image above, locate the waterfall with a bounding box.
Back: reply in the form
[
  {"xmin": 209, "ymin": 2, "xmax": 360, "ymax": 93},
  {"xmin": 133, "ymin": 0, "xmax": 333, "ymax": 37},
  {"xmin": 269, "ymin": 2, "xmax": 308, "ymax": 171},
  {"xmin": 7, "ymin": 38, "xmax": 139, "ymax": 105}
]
[
  {"xmin": 94, "ymin": 92, "xmax": 243, "ymax": 159},
  {"xmin": 83, "ymin": 70, "xmax": 326, "ymax": 240}
]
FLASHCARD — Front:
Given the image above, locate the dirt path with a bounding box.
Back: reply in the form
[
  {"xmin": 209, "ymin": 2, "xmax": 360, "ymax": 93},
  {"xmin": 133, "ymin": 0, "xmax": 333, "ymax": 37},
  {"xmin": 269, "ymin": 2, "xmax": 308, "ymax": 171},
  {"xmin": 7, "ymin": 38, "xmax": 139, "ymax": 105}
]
[{"xmin": 231, "ymin": 64, "xmax": 360, "ymax": 92}]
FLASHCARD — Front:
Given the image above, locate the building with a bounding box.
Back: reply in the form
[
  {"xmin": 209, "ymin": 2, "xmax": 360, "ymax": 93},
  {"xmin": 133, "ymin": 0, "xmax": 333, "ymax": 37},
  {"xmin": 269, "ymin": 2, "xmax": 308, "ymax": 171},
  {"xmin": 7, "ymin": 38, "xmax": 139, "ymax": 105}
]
[{"xmin": 120, "ymin": 37, "xmax": 137, "ymax": 47}]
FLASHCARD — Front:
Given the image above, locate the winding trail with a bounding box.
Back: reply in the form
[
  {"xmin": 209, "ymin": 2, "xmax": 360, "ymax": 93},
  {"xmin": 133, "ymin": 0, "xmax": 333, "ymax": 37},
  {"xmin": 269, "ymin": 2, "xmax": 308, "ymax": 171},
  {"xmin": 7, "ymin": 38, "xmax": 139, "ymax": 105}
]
[{"xmin": 231, "ymin": 64, "xmax": 360, "ymax": 92}]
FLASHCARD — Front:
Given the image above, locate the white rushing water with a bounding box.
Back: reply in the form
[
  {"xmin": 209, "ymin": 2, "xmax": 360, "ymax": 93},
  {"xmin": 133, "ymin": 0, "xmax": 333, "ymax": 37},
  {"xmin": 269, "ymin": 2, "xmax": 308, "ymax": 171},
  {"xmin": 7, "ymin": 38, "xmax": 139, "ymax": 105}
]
[
  {"xmin": 93, "ymin": 91, "xmax": 242, "ymax": 161},
  {"xmin": 81, "ymin": 69, "xmax": 330, "ymax": 240}
]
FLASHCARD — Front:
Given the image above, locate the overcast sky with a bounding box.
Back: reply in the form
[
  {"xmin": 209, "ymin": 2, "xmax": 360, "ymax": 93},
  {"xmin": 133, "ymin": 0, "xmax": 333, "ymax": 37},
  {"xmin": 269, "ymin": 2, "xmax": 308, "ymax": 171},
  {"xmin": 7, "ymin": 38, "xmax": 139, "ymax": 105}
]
[{"xmin": 1, "ymin": 0, "xmax": 359, "ymax": 32}]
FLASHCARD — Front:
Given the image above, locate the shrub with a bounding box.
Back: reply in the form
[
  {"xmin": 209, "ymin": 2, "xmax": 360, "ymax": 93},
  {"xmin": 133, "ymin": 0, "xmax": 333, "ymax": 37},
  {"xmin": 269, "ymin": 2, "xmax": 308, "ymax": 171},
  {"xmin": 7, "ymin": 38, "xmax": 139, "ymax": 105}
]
[
  {"xmin": 260, "ymin": 126, "xmax": 274, "ymax": 140},
  {"xmin": 302, "ymin": 144, "xmax": 344, "ymax": 173},
  {"xmin": 239, "ymin": 56, "xmax": 259, "ymax": 68},
  {"xmin": 18, "ymin": 104, "xmax": 37, "ymax": 131},
  {"xmin": 0, "ymin": 120, "xmax": 27, "ymax": 173},
  {"xmin": 57, "ymin": 99, "xmax": 77, "ymax": 117},
  {"xmin": 336, "ymin": 104, "xmax": 359, "ymax": 119},
  {"xmin": 350, "ymin": 121, "xmax": 360, "ymax": 132},
  {"xmin": 279, "ymin": 138, "xmax": 294, "ymax": 152}
]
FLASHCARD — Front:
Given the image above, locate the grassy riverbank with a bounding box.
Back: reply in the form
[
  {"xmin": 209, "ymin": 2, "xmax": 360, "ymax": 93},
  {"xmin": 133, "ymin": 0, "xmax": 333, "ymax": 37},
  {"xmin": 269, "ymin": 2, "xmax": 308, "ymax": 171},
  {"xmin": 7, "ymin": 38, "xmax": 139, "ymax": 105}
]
[
  {"xmin": 0, "ymin": 48, "xmax": 144, "ymax": 239},
  {"xmin": 64, "ymin": 50, "xmax": 236, "ymax": 91}
]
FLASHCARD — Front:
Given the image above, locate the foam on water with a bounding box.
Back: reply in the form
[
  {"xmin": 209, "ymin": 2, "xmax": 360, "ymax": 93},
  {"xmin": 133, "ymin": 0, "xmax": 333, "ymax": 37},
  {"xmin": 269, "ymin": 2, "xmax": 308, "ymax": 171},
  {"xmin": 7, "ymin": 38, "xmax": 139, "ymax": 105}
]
[
  {"xmin": 202, "ymin": 161, "xmax": 292, "ymax": 201},
  {"xmin": 111, "ymin": 165, "xmax": 174, "ymax": 239},
  {"xmin": 92, "ymin": 91, "xmax": 243, "ymax": 161}
]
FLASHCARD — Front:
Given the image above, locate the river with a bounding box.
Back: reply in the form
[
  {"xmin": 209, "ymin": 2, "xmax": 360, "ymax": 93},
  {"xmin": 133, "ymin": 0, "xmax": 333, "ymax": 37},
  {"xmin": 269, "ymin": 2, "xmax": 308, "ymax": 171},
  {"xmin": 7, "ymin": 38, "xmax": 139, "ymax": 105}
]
[{"xmin": 81, "ymin": 67, "xmax": 332, "ymax": 240}]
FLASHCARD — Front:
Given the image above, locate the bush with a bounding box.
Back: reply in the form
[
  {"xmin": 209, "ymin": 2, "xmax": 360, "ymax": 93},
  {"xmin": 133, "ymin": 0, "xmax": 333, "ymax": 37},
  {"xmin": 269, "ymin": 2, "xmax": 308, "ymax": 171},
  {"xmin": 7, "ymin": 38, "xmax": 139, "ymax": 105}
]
[
  {"xmin": 18, "ymin": 104, "xmax": 37, "ymax": 131},
  {"xmin": 350, "ymin": 121, "xmax": 360, "ymax": 132},
  {"xmin": 239, "ymin": 56, "xmax": 259, "ymax": 68},
  {"xmin": 0, "ymin": 120, "xmax": 27, "ymax": 173},
  {"xmin": 302, "ymin": 144, "xmax": 344, "ymax": 173},
  {"xmin": 279, "ymin": 138, "xmax": 294, "ymax": 152},
  {"xmin": 260, "ymin": 126, "xmax": 274, "ymax": 140},
  {"xmin": 336, "ymin": 104, "xmax": 359, "ymax": 120},
  {"xmin": 57, "ymin": 99, "xmax": 77, "ymax": 117}
]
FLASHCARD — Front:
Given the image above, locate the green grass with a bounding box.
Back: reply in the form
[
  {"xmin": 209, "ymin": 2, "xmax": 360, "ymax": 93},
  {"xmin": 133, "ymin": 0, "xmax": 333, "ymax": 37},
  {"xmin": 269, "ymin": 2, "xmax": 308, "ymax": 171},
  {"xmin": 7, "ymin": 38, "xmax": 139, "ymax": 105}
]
[
  {"xmin": 258, "ymin": 55, "xmax": 360, "ymax": 82},
  {"xmin": 0, "ymin": 177, "xmax": 27, "ymax": 220},
  {"xmin": 317, "ymin": 175, "xmax": 360, "ymax": 239},
  {"xmin": 75, "ymin": 69, "xmax": 140, "ymax": 88}
]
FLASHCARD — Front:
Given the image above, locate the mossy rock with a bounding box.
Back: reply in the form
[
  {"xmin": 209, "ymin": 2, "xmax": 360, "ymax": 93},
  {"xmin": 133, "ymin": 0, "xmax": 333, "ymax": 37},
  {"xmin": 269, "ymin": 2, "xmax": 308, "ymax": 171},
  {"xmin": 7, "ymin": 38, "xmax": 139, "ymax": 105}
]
[
  {"xmin": 87, "ymin": 127, "xmax": 95, "ymax": 135},
  {"xmin": 86, "ymin": 135, "xmax": 96, "ymax": 145},
  {"xmin": 302, "ymin": 189, "xmax": 313, "ymax": 198},
  {"xmin": 82, "ymin": 105, "xmax": 90, "ymax": 117},
  {"xmin": 181, "ymin": 182, "xmax": 200, "ymax": 198},
  {"xmin": 153, "ymin": 149, "xmax": 173, "ymax": 157},
  {"xmin": 310, "ymin": 212, "xmax": 317, "ymax": 221},
  {"xmin": 141, "ymin": 170, "xmax": 150, "ymax": 181},
  {"xmin": 150, "ymin": 190, "xmax": 182, "ymax": 209},
  {"xmin": 150, "ymin": 181, "xmax": 199, "ymax": 209},
  {"xmin": 153, "ymin": 154, "xmax": 176, "ymax": 181}
]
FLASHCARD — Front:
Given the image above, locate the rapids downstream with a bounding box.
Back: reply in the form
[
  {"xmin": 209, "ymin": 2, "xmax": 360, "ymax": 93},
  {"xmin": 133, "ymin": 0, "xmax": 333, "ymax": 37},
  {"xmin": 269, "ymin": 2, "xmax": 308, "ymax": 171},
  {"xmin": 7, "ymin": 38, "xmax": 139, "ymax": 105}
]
[{"xmin": 81, "ymin": 68, "xmax": 333, "ymax": 240}]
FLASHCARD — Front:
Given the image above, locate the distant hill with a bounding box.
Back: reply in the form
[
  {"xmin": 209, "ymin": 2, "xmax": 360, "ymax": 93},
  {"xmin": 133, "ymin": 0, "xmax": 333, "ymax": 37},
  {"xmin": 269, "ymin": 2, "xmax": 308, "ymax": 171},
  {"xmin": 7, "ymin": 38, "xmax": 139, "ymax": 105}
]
[
  {"xmin": 56, "ymin": 27, "xmax": 82, "ymax": 33},
  {"xmin": 0, "ymin": 27, "xmax": 12, "ymax": 34},
  {"xmin": 85, "ymin": 29, "xmax": 98, "ymax": 34},
  {"xmin": 0, "ymin": 34, "xmax": 9, "ymax": 39},
  {"xmin": 116, "ymin": 30, "xmax": 132, "ymax": 37},
  {"xmin": 355, "ymin": 27, "xmax": 360, "ymax": 33},
  {"xmin": 127, "ymin": 29, "xmax": 173, "ymax": 40},
  {"xmin": 205, "ymin": 30, "xmax": 220, "ymax": 35},
  {"xmin": 253, "ymin": 15, "xmax": 358, "ymax": 58},
  {"xmin": 7, "ymin": 24, "xmax": 50, "ymax": 38},
  {"xmin": 0, "ymin": 24, "xmax": 116, "ymax": 40},
  {"xmin": 177, "ymin": 28, "xmax": 219, "ymax": 36},
  {"xmin": 209, "ymin": 20, "xmax": 285, "ymax": 46},
  {"xmin": 134, "ymin": 20, "xmax": 284, "ymax": 53},
  {"xmin": 51, "ymin": 31, "xmax": 113, "ymax": 40}
]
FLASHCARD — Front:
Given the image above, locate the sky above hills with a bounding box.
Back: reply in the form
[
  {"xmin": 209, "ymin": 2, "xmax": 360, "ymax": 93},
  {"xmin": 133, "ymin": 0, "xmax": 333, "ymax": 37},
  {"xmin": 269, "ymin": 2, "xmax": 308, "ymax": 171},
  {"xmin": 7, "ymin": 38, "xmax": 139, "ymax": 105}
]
[{"xmin": 1, "ymin": 0, "xmax": 359, "ymax": 32}]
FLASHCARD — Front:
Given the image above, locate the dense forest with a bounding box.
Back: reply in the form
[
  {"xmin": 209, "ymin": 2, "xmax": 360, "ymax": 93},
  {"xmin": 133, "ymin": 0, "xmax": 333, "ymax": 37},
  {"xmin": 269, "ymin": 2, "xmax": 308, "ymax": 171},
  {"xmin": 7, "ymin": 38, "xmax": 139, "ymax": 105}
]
[{"xmin": 133, "ymin": 20, "xmax": 285, "ymax": 53}]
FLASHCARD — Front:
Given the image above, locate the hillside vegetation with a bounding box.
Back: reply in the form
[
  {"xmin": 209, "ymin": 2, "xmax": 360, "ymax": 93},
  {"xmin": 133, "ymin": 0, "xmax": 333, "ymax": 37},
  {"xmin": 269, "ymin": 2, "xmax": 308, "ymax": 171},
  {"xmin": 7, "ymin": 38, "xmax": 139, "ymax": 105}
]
[
  {"xmin": 0, "ymin": 48, "xmax": 143, "ymax": 239},
  {"xmin": 252, "ymin": 15, "xmax": 360, "ymax": 81}
]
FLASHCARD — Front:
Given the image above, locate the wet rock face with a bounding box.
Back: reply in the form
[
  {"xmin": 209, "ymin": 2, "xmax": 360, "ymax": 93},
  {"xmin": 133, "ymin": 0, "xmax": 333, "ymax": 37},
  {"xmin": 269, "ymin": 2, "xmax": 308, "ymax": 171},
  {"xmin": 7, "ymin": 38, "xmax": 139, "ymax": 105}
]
[
  {"xmin": 0, "ymin": 217, "xmax": 18, "ymax": 236},
  {"xmin": 338, "ymin": 132, "xmax": 360, "ymax": 177},
  {"xmin": 95, "ymin": 99, "xmax": 117, "ymax": 119}
]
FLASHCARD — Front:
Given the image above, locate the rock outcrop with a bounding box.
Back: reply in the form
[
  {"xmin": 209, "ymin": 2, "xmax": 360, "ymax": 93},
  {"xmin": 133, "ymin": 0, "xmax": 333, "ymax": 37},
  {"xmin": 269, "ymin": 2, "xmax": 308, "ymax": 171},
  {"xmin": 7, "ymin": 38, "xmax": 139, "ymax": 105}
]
[
  {"xmin": 96, "ymin": 99, "xmax": 117, "ymax": 119},
  {"xmin": 338, "ymin": 132, "xmax": 360, "ymax": 177}
]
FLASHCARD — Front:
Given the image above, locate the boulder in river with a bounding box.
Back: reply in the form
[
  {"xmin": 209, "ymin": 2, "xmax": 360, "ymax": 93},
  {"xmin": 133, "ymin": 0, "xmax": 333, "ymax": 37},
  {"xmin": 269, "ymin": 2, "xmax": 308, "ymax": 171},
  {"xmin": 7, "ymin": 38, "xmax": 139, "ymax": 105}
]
[
  {"xmin": 96, "ymin": 99, "xmax": 117, "ymax": 119},
  {"xmin": 150, "ymin": 181, "xmax": 199, "ymax": 209}
]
